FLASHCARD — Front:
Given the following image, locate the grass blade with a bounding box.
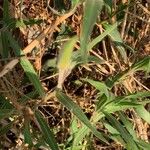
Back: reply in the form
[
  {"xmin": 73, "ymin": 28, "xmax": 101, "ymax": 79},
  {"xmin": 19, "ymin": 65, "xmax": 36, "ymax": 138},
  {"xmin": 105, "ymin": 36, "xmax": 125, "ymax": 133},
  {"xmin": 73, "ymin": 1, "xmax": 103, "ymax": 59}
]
[
  {"xmin": 3, "ymin": 0, "xmax": 10, "ymax": 22},
  {"xmin": 88, "ymin": 22, "xmax": 118, "ymax": 50},
  {"xmin": 105, "ymin": 101, "xmax": 140, "ymax": 113},
  {"xmin": 104, "ymin": 122, "xmax": 126, "ymax": 146},
  {"xmin": 57, "ymin": 36, "xmax": 78, "ymax": 70},
  {"xmin": 131, "ymin": 56, "xmax": 150, "ymax": 73},
  {"xmin": 124, "ymin": 91, "xmax": 150, "ymax": 99},
  {"xmin": 117, "ymin": 111, "xmax": 150, "ymax": 149},
  {"xmin": 82, "ymin": 78, "xmax": 109, "ymax": 98},
  {"xmin": 137, "ymin": 140, "xmax": 150, "ymax": 150},
  {"xmin": 135, "ymin": 105, "xmax": 150, "ymax": 124},
  {"xmin": 7, "ymin": 32, "xmax": 45, "ymax": 97},
  {"xmin": 103, "ymin": 23, "xmax": 127, "ymax": 62},
  {"xmin": 0, "ymin": 31, "xmax": 9, "ymax": 58},
  {"xmin": 80, "ymin": 0, "xmax": 104, "ymax": 63},
  {"xmin": 56, "ymin": 89, "xmax": 108, "ymax": 143},
  {"xmin": 24, "ymin": 121, "xmax": 33, "ymax": 147},
  {"xmin": 71, "ymin": 90, "xmax": 148, "ymax": 147},
  {"xmin": 57, "ymin": 36, "xmax": 78, "ymax": 89},
  {"xmin": 117, "ymin": 112, "xmax": 137, "ymax": 140},
  {"xmin": 104, "ymin": 112, "xmax": 139, "ymax": 150},
  {"xmin": 35, "ymin": 111, "xmax": 59, "ymax": 150}
]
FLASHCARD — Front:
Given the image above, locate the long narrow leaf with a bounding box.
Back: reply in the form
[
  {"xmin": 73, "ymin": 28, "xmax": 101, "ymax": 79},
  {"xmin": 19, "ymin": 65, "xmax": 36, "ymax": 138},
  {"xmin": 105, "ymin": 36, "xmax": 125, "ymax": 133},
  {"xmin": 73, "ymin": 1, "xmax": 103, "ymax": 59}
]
[
  {"xmin": 0, "ymin": 31, "xmax": 9, "ymax": 58},
  {"xmin": 57, "ymin": 36, "xmax": 78, "ymax": 89},
  {"xmin": 72, "ymin": 99, "xmax": 143, "ymax": 146},
  {"xmin": 104, "ymin": 122, "xmax": 126, "ymax": 146},
  {"xmin": 104, "ymin": 112, "xmax": 139, "ymax": 150},
  {"xmin": 117, "ymin": 112, "xmax": 137, "ymax": 140},
  {"xmin": 80, "ymin": 0, "xmax": 104, "ymax": 62},
  {"xmin": 117, "ymin": 112, "xmax": 150, "ymax": 149},
  {"xmin": 24, "ymin": 122, "xmax": 33, "ymax": 147},
  {"xmin": 103, "ymin": 23, "xmax": 127, "ymax": 62},
  {"xmin": 137, "ymin": 140, "xmax": 150, "ymax": 150},
  {"xmin": 82, "ymin": 78, "xmax": 109, "ymax": 98},
  {"xmin": 7, "ymin": 32, "xmax": 45, "ymax": 97},
  {"xmin": 88, "ymin": 22, "xmax": 118, "ymax": 50},
  {"xmin": 35, "ymin": 111, "xmax": 59, "ymax": 150},
  {"xmin": 56, "ymin": 89, "xmax": 108, "ymax": 143},
  {"xmin": 3, "ymin": 0, "xmax": 10, "ymax": 22},
  {"xmin": 131, "ymin": 56, "xmax": 150, "ymax": 73},
  {"xmin": 104, "ymin": 101, "xmax": 140, "ymax": 113},
  {"xmin": 135, "ymin": 105, "xmax": 150, "ymax": 124}
]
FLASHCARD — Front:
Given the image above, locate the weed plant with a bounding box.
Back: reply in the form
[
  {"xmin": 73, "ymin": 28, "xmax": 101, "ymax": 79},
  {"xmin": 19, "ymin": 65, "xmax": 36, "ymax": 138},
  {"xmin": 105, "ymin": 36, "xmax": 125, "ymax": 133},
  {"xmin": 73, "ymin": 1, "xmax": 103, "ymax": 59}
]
[{"xmin": 0, "ymin": 0, "xmax": 150, "ymax": 149}]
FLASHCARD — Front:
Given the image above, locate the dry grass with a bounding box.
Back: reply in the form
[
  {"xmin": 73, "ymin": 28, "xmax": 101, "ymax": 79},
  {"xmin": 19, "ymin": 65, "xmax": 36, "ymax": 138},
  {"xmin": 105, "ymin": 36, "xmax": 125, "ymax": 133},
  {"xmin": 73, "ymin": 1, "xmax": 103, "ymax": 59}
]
[{"xmin": 0, "ymin": 0, "xmax": 150, "ymax": 149}]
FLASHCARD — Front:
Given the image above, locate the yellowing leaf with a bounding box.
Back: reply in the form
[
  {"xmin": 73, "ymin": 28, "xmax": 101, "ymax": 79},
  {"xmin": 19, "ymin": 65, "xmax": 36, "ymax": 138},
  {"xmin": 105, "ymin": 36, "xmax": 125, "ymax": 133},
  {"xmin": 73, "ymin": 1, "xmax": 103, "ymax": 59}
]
[
  {"xmin": 57, "ymin": 36, "xmax": 78, "ymax": 70},
  {"xmin": 57, "ymin": 36, "xmax": 78, "ymax": 89},
  {"xmin": 80, "ymin": 0, "xmax": 104, "ymax": 63}
]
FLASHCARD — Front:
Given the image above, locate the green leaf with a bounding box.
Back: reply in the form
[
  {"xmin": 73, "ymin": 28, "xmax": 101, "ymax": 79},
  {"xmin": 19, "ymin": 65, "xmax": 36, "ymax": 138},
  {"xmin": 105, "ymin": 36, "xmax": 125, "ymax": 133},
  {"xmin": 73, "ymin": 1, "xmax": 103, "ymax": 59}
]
[
  {"xmin": 87, "ymin": 55, "xmax": 104, "ymax": 64},
  {"xmin": 105, "ymin": 57, "xmax": 150, "ymax": 88},
  {"xmin": 24, "ymin": 122, "xmax": 33, "ymax": 147},
  {"xmin": 135, "ymin": 105, "xmax": 150, "ymax": 124},
  {"xmin": 104, "ymin": 122, "xmax": 120, "ymax": 135},
  {"xmin": 104, "ymin": 122, "xmax": 126, "ymax": 146},
  {"xmin": 137, "ymin": 140, "xmax": 150, "ymax": 150},
  {"xmin": 72, "ymin": 126, "xmax": 89, "ymax": 147},
  {"xmin": 80, "ymin": 0, "xmax": 104, "ymax": 63},
  {"xmin": 124, "ymin": 91, "xmax": 150, "ymax": 100},
  {"xmin": 66, "ymin": 116, "xmax": 79, "ymax": 147},
  {"xmin": 7, "ymin": 31, "xmax": 45, "ymax": 97},
  {"xmin": 19, "ymin": 58, "xmax": 45, "ymax": 97},
  {"xmin": 3, "ymin": 0, "xmax": 10, "ymax": 23},
  {"xmin": 104, "ymin": 101, "xmax": 140, "ymax": 113},
  {"xmin": 96, "ymin": 94, "xmax": 109, "ymax": 110},
  {"xmin": 117, "ymin": 111, "xmax": 150, "ymax": 149},
  {"xmin": 35, "ymin": 111, "xmax": 59, "ymax": 150},
  {"xmin": 117, "ymin": 112, "xmax": 137, "ymax": 140},
  {"xmin": 131, "ymin": 56, "xmax": 150, "ymax": 73},
  {"xmin": 71, "ymin": 91, "xmax": 147, "ymax": 147},
  {"xmin": 57, "ymin": 36, "xmax": 78, "ymax": 89},
  {"xmin": 104, "ymin": 112, "xmax": 139, "ymax": 150},
  {"xmin": 70, "ymin": 116, "xmax": 79, "ymax": 134},
  {"xmin": 56, "ymin": 89, "xmax": 108, "ymax": 143},
  {"xmin": 57, "ymin": 36, "xmax": 78, "ymax": 70},
  {"xmin": 82, "ymin": 78, "xmax": 110, "ymax": 98},
  {"xmin": 103, "ymin": 23, "xmax": 127, "ymax": 62},
  {"xmin": 88, "ymin": 22, "xmax": 118, "ymax": 50},
  {"xmin": 104, "ymin": 0, "xmax": 113, "ymax": 15},
  {"xmin": 0, "ymin": 31, "xmax": 9, "ymax": 58}
]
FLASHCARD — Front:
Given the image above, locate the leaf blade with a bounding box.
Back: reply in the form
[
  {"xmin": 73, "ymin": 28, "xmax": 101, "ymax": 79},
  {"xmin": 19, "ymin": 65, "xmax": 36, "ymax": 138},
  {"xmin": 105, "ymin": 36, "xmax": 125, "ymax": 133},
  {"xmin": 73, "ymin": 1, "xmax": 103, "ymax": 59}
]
[
  {"xmin": 56, "ymin": 89, "xmax": 108, "ymax": 143},
  {"xmin": 80, "ymin": 0, "xmax": 104, "ymax": 62},
  {"xmin": 7, "ymin": 32, "xmax": 45, "ymax": 97},
  {"xmin": 35, "ymin": 111, "xmax": 59, "ymax": 150}
]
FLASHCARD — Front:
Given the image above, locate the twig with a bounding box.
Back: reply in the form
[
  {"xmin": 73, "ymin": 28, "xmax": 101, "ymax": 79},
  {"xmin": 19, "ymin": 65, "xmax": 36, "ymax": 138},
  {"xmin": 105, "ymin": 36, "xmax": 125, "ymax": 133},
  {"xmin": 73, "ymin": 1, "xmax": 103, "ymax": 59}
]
[{"xmin": 23, "ymin": 6, "xmax": 78, "ymax": 54}]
